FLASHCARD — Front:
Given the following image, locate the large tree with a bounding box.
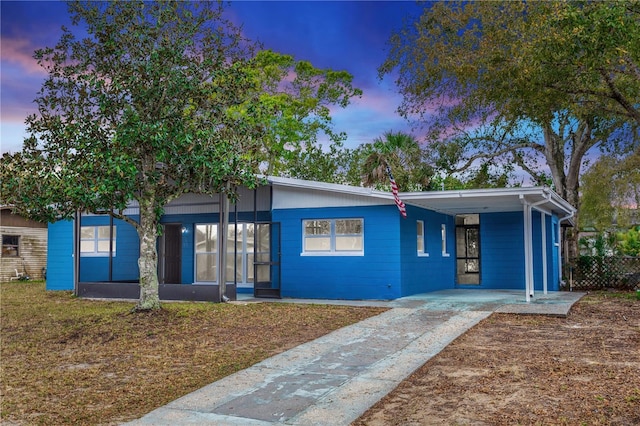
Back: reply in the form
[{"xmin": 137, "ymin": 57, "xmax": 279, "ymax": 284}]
[
  {"xmin": 580, "ymin": 149, "xmax": 640, "ymax": 231},
  {"xmin": 0, "ymin": 1, "xmax": 360, "ymax": 309},
  {"xmin": 380, "ymin": 0, "xmax": 640, "ymax": 256},
  {"xmin": 354, "ymin": 130, "xmax": 433, "ymax": 192}
]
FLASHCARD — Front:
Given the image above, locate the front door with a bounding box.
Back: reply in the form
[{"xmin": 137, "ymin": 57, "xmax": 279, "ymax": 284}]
[
  {"xmin": 160, "ymin": 224, "xmax": 182, "ymax": 284},
  {"xmin": 254, "ymin": 222, "xmax": 281, "ymax": 298},
  {"xmin": 456, "ymin": 214, "xmax": 480, "ymax": 285}
]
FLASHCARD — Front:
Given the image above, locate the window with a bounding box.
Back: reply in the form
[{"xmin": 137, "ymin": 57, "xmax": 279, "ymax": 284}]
[
  {"xmin": 303, "ymin": 218, "xmax": 363, "ymax": 255},
  {"xmin": 2, "ymin": 235, "xmax": 20, "ymax": 257},
  {"xmin": 441, "ymin": 224, "xmax": 450, "ymax": 257},
  {"xmin": 455, "ymin": 214, "xmax": 480, "ymax": 284},
  {"xmin": 417, "ymin": 220, "xmax": 428, "ymax": 256},
  {"xmin": 80, "ymin": 226, "xmax": 116, "ymax": 256},
  {"xmin": 195, "ymin": 224, "xmax": 218, "ymax": 282},
  {"xmin": 194, "ymin": 223, "xmax": 271, "ymax": 285}
]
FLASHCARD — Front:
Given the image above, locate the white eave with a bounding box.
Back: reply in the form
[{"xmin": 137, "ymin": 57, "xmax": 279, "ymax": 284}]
[
  {"xmin": 400, "ymin": 187, "xmax": 575, "ymax": 219},
  {"xmin": 266, "ymin": 175, "xmax": 390, "ymax": 200},
  {"xmin": 267, "ymin": 176, "xmax": 575, "ymax": 222}
]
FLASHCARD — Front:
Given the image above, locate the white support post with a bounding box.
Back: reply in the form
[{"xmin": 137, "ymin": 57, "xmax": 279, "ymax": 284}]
[
  {"xmin": 558, "ymin": 219, "xmax": 563, "ymax": 287},
  {"xmin": 541, "ymin": 212, "xmax": 548, "ymax": 294},
  {"xmin": 523, "ymin": 203, "xmax": 532, "ymax": 303}
]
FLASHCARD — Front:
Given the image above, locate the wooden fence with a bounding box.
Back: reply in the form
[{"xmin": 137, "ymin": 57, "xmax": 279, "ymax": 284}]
[{"xmin": 566, "ymin": 256, "xmax": 640, "ymax": 291}]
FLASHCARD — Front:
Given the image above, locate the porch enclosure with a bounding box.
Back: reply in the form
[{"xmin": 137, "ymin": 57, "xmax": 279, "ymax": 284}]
[{"xmin": 46, "ymin": 186, "xmax": 279, "ymax": 300}]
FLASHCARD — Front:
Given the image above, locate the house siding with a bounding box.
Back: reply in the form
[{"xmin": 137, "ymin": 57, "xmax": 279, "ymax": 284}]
[
  {"xmin": 46, "ymin": 210, "xmax": 272, "ymax": 291},
  {"xmin": 78, "ymin": 215, "xmax": 140, "ymax": 282},
  {"xmin": 1, "ymin": 225, "xmax": 48, "ymax": 281},
  {"xmin": 46, "ymin": 220, "xmax": 74, "ymax": 290},
  {"xmin": 42, "ymin": 182, "xmax": 572, "ymax": 300},
  {"xmin": 400, "ymin": 206, "xmax": 456, "ymax": 296},
  {"xmin": 478, "ymin": 212, "xmax": 526, "ymax": 289},
  {"xmin": 273, "ymin": 205, "xmax": 402, "ymax": 300}
]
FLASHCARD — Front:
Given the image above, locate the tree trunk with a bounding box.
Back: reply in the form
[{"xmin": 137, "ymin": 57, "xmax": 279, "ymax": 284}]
[
  {"xmin": 542, "ymin": 120, "xmax": 592, "ymax": 263},
  {"xmin": 136, "ymin": 198, "xmax": 161, "ymax": 310}
]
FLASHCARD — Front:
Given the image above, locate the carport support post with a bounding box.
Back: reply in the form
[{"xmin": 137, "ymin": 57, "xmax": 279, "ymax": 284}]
[
  {"xmin": 541, "ymin": 212, "xmax": 548, "ymax": 294},
  {"xmin": 522, "ymin": 202, "xmax": 533, "ymax": 303}
]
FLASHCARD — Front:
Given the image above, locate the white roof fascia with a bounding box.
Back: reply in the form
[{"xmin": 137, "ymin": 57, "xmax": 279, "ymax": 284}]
[
  {"xmin": 266, "ymin": 176, "xmax": 575, "ymax": 218},
  {"xmin": 266, "ymin": 175, "xmax": 392, "ymax": 201}
]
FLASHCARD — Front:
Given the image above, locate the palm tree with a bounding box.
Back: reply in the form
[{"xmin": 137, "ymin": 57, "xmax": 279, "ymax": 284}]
[{"xmin": 361, "ymin": 131, "xmax": 432, "ymax": 191}]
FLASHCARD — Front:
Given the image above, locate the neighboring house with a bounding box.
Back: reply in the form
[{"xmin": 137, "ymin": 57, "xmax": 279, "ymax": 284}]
[
  {"xmin": 1, "ymin": 206, "xmax": 48, "ymax": 281},
  {"xmin": 46, "ymin": 177, "xmax": 575, "ymax": 302}
]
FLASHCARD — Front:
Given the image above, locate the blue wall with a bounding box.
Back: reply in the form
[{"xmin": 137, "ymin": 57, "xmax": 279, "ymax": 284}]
[
  {"xmin": 46, "ymin": 211, "xmax": 270, "ymax": 291},
  {"xmin": 273, "ymin": 205, "xmax": 403, "ymax": 300},
  {"xmin": 477, "ymin": 211, "xmax": 561, "ymax": 291},
  {"xmin": 478, "ymin": 212, "xmax": 526, "ymax": 289},
  {"xmin": 400, "ymin": 206, "xmax": 455, "ymax": 296},
  {"xmin": 47, "ymin": 220, "xmax": 75, "ymax": 290},
  {"xmin": 46, "ymin": 204, "xmax": 564, "ymax": 298},
  {"xmin": 79, "ymin": 215, "xmax": 139, "ymax": 282}
]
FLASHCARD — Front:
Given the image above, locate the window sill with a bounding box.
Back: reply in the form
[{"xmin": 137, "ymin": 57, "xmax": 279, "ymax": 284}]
[
  {"xmin": 80, "ymin": 253, "xmax": 117, "ymax": 258},
  {"xmin": 301, "ymin": 251, "xmax": 364, "ymax": 257}
]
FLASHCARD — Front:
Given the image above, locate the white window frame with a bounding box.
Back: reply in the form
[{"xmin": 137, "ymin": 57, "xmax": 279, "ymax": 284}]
[
  {"xmin": 194, "ymin": 223, "xmax": 218, "ymax": 283},
  {"xmin": 80, "ymin": 225, "xmax": 116, "ymax": 257},
  {"xmin": 193, "ymin": 222, "xmax": 269, "ymax": 286},
  {"xmin": 417, "ymin": 220, "xmax": 429, "ymax": 257},
  {"xmin": 302, "ymin": 218, "xmax": 364, "ymax": 256},
  {"xmin": 441, "ymin": 224, "xmax": 450, "ymax": 257}
]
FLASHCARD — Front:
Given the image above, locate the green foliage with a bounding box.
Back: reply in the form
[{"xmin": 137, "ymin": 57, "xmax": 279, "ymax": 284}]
[
  {"xmin": 579, "ymin": 232, "xmax": 619, "ymax": 258},
  {"xmin": 381, "ymin": 1, "xmax": 639, "ymax": 194},
  {"xmin": 0, "ymin": 1, "xmax": 360, "ymax": 308},
  {"xmin": 278, "ymin": 141, "xmax": 354, "ymax": 184},
  {"xmin": 355, "ymin": 131, "xmax": 433, "ymax": 192},
  {"xmin": 618, "ymin": 226, "xmax": 640, "ymax": 257},
  {"xmin": 380, "ymin": 1, "xmax": 640, "ymax": 258},
  {"xmin": 580, "ymin": 150, "xmax": 640, "ymax": 230}
]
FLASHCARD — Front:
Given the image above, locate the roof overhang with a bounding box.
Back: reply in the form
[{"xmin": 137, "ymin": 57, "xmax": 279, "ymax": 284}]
[
  {"xmin": 266, "ymin": 176, "xmax": 576, "ymax": 224},
  {"xmin": 401, "ymin": 187, "xmax": 575, "ymax": 219}
]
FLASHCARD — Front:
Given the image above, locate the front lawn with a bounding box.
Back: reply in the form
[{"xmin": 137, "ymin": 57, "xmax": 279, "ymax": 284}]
[{"xmin": 0, "ymin": 281, "xmax": 385, "ymax": 425}]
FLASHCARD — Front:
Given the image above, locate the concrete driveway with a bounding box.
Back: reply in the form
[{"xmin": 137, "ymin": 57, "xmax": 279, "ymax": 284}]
[{"xmin": 125, "ymin": 290, "xmax": 584, "ymax": 426}]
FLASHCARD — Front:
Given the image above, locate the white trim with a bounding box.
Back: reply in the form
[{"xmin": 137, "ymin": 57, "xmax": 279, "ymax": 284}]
[
  {"xmin": 416, "ymin": 220, "xmax": 429, "ymax": 256},
  {"xmin": 301, "ymin": 251, "xmax": 365, "ymax": 257},
  {"xmin": 301, "ymin": 218, "xmax": 364, "ymax": 256},
  {"xmin": 79, "ymin": 225, "xmax": 116, "ymax": 257},
  {"xmin": 441, "ymin": 224, "xmax": 450, "ymax": 257},
  {"xmin": 541, "ymin": 212, "xmax": 548, "ymax": 294}
]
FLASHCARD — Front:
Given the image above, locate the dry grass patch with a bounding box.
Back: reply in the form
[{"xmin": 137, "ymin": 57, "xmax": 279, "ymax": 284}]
[
  {"xmin": 0, "ymin": 281, "xmax": 385, "ymax": 425},
  {"xmin": 355, "ymin": 291, "xmax": 640, "ymax": 426}
]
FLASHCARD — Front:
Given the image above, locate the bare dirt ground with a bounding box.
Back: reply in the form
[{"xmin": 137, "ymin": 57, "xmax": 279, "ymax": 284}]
[
  {"xmin": 354, "ymin": 292, "xmax": 640, "ymax": 426},
  {"xmin": 0, "ymin": 282, "xmax": 385, "ymax": 425}
]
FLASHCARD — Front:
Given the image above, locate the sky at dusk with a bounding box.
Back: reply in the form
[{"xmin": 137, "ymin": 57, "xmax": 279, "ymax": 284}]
[{"xmin": 0, "ymin": 0, "xmax": 427, "ymax": 155}]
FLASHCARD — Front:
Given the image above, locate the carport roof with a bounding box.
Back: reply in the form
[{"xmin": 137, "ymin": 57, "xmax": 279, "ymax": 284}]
[
  {"xmin": 267, "ymin": 176, "xmax": 575, "ymax": 221},
  {"xmin": 400, "ymin": 187, "xmax": 575, "ymax": 218}
]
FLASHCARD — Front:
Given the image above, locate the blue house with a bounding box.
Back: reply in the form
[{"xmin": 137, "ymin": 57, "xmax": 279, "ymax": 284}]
[{"xmin": 46, "ymin": 177, "xmax": 575, "ymax": 302}]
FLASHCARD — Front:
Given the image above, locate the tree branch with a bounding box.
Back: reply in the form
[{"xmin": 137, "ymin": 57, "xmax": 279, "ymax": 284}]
[{"xmin": 448, "ymin": 139, "xmax": 542, "ymax": 173}]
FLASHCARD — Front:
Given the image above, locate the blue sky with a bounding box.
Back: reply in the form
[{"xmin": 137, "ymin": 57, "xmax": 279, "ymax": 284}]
[{"xmin": 0, "ymin": 0, "xmax": 426, "ymax": 154}]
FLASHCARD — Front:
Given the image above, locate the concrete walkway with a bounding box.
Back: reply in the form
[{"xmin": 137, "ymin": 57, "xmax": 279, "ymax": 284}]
[{"xmin": 126, "ymin": 290, "xmax": 584, "ymax": 426}]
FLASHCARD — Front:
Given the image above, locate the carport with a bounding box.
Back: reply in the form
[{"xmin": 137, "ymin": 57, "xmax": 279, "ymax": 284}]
[{"xmin": 400, "ymin": 187, "xmax": 576, "ymax": 302}]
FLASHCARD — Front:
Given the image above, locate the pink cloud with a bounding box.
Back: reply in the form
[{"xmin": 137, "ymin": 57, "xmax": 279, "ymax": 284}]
[{"xmin": 1, "ymin": 36, "xmax": 46, "ymax": 75}]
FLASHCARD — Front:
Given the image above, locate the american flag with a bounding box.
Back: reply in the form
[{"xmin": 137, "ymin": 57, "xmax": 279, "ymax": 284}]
[{"xmin": 386, "ymin": 166, "xmax": 407, "ymax": 218}]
